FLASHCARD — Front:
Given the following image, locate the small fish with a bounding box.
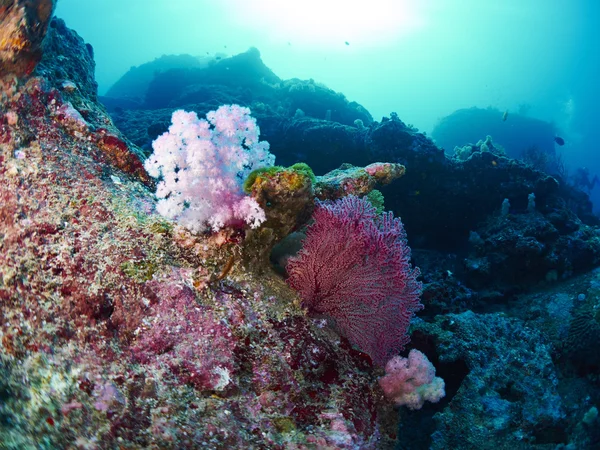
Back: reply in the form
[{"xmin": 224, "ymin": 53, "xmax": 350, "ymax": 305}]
[
  {"xmin": 345, "ymin": 41, "xmax": 350, "ymax": 46},
  {"xmin": 502, "ymin": 110, "xmax": 508, "ymax": 122},
  {"xmin": 554, "ymin": 136, "xmax": 565, "ymax": 146},
  {"xmin": 441, "ymin": 269, "xmax": 453, "ymax": 280}
]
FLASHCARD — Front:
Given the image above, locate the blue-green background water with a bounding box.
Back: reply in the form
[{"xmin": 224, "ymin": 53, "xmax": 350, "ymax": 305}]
[{"xmin": 56, "ymin": 0, "xmax": 600, "ymax": 209}]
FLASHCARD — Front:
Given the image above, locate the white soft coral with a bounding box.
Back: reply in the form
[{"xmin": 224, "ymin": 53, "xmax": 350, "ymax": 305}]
[{"xmin": 144, "ymin": 105, "xmax": 275, "ymax": 232}]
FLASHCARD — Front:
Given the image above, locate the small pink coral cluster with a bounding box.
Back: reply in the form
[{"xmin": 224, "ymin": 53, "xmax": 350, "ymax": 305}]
[
  {"xmin": 378, "ymin": 349, "xmax": 445, "ymax": 409},
  {"xmin": 144, "ymin": 104, "xmax": 275, "ymax": 232}
]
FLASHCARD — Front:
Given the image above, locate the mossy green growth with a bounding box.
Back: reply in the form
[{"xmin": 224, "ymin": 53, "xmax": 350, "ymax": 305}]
[
  {"xmin": 272, "ymin": 416, "xmax": 297, "ymax": 434},
  {"xmin": 365, "ymin": 189, "xmax": 385, "ymax": 214},
  {"xmin": 121, "ymin": 259, "xmax": 159, "ymax": 282},
  {"xmin": 289, "ymin": 162, "xmax": 316, "ymax": 184},
  {"xmin": 243, "ymin": 163, "xmax": 316, "ymax": 193},
  {"xmin": 243, "ymin": 166, "xmax": 284, "ymax": 193},
  {"xmin": 148, "ymin": 220, "xmax": 173, "ymax": 235}
]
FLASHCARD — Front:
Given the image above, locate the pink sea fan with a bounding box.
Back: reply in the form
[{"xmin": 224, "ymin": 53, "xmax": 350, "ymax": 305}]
[{"xmin": 286, "ymin": 196, "xmax": 423, "ymax": 366}]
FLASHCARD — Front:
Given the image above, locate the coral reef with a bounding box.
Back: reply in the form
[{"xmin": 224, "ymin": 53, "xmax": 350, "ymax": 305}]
[
  {"xmin": 0, "ymin": 12, "xmax": 403, "ymax": 449},
  {"xmin": 3, "ymin": 4, "xmax": 600, "ymax": 450},
  {"xmin": 412, "ymin": 311, "xmax": 564, "ymax": 450}
]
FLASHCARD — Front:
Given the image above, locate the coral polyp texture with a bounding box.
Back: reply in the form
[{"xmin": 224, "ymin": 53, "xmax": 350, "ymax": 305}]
[
  {"xmin": 144, "ymin": 105, "xmax": 275, "ymax": 232},
  {"xmin": 378, "ymin": 349, "xmax": 445, "ymax": 409}
]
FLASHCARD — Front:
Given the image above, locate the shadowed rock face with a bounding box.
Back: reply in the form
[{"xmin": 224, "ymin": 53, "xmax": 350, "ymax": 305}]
[
  {"xmin": 431, "ymin": 106, "xmax": 557, "ymax": 159},
  {"xmin": 0, "ymin": 0, "xmax": 56, "ymax": 77}
]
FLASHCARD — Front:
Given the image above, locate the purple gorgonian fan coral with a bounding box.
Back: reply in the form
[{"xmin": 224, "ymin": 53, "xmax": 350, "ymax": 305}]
[{"xmin": 286, "ymin": 195, "xmax": 423, "ymax": 366}]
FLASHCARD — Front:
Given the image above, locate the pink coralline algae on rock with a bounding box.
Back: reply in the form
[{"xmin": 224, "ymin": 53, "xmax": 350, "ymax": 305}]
[
  {"xmin": 314, "ymin": 162, "xmax": 406, "ymax": 201},
  {"xmin": 131, "ymin": 269, "xmax": 236, "ymax": 392}
]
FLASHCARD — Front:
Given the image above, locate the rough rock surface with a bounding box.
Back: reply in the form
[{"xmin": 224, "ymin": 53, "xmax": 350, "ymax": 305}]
[
  {"xmin": 0, "ymin": 0, "xmax": 55, "ymax": 77},
  {"xmin": 0, "ymin": 12, "xmax": 397, "ymax": 450}
]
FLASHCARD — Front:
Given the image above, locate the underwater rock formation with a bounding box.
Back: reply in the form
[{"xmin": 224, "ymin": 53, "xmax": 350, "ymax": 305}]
[
  {"xmin": 110, "ymin": 66, "xmax": 600, "ymax": 293},
  {"xmin": 431, "ymin": 106, "xmax": 557, "ymax": 159},
  {"xmin": 0, "ymin": 0, "xmax": 55, "ymax": 77},
  {"xmin": 412, "ymin": 311, "xmax": 564, "ymax": 450},
  {"xmin": 3, "ymin": 4, "xmax": 600, "ymax": 450},
  {"xmin": 0, "ymin": 11, "xmax": 405, "ymax": 450}
]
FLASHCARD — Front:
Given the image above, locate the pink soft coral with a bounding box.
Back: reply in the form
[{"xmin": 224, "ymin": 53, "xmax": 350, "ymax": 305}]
[
  {"xmin": 144, "ymin": 104, "xmax": 275, "ymax": 232},
  {"xmin": 378, "ymin": 349, "xmax": 445, "ymax": 409}
]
